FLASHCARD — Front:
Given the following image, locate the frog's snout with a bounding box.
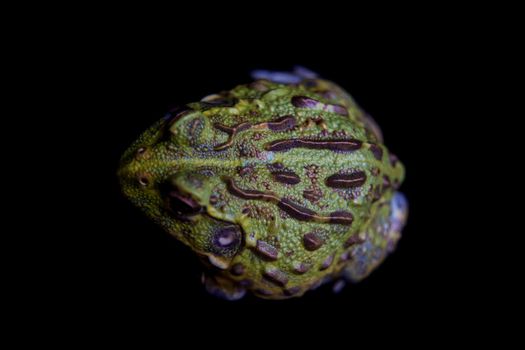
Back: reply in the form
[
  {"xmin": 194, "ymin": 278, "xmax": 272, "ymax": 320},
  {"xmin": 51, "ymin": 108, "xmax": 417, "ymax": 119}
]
[{"xmin": 117, "ymin": 147, "xmax": 152, "ymax": 198}]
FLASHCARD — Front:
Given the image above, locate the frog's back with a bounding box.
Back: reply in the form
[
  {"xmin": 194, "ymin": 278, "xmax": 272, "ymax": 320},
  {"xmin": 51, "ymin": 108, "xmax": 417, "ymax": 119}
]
[{"xmin": 118, "ymin": 67, "xmax": 407, "ymax": 300}]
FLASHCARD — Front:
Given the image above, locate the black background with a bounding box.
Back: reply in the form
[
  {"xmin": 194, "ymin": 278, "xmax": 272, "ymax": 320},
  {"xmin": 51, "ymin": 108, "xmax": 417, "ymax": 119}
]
[
  {"xmin": 53, "ymin": 19, "xmax": 495, "ymax": 339},
  {"xmin": 92, "ymin": 62, "xmax": 466, "ymax": 314},
  {"xmin": 3, "ymin": 4, "xmax": 514, "ymax": 345}
]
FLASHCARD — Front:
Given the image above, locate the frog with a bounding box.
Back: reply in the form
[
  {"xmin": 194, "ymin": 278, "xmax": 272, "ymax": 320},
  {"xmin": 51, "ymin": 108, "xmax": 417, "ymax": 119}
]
[{"xmin": 118, "ymin": 67, "xmax": 408, "ymax": 300}]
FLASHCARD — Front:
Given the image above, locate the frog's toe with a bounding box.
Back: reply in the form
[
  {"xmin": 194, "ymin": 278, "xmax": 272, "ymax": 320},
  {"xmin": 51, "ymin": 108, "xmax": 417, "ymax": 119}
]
[
  {"xmin": 332, "ymin": 279, "xmax": 347, "ymax": 294},
  {"xmin": 202, "ymin": 273, "xmax": 246, "ymax": 301}
]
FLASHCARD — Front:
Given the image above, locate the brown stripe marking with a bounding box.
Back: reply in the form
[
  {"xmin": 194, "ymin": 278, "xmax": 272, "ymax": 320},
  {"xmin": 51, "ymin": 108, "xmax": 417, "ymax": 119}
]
[
  {"xmin": 277, "ymin": 198, "xmax": 318, "ymax": 222},
  {"xmin": 265, "ymin": 138, "xmax": 362, "ymax": 152},
  {"xmin": 213, "ymin": 121, "xmax": 252, "ymax": 151},
  {"xmin": 329, "ymin": 211, "xmax": 354, "ymax": 225},
  {"xmin": 224, "ymin": 178, "xmax": 353, "ymax": 226},
  {"xmin": 325, "ymin": 171, "xmax": 367, "ymax": 189},
  {"xmin": 253, "ymin": 115, "xmax": 297, "ymax": 132},
  {"xmin": 214, "ymin": 116, "xmax": 299, "ymax": 151},
  {"xmin": 225, "ymin": 178, "xmax": 274, "ymax": 201}
]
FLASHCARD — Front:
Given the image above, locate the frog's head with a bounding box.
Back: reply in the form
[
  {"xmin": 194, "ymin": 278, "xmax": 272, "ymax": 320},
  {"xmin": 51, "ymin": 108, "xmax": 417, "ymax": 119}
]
[
  {"xmin": 118, "ymin": 107, "xmax": 211, "ymax": 213},
  {"xmin": 117, "ymin": 108, "xmax": 243, "ymax": 266}
]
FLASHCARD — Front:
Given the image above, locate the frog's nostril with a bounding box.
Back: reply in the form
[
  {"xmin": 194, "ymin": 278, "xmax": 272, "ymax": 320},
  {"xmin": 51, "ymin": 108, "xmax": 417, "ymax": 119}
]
[{"xmin": 137, "ymin": 174, "xmax": 150, "ymax": 186}]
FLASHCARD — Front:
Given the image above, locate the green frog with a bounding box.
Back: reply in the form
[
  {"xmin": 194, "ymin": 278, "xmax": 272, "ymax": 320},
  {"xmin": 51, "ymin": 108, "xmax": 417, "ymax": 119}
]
[{"xmin": 118, "ymin": 67, "xmax": 407, "ymax": 300}]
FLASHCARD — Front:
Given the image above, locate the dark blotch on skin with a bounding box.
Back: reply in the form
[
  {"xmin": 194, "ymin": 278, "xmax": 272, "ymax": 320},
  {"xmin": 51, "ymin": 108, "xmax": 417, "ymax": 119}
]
[
  {"xmin": 283, "ymin": 286, "xmax": 302, "ymax": 296},
  {"xmin": 344, "ymin": 234, "xmax": 364, "ymax": 248},
  {"xmin": 383, "ymin": 175, "xmax": 391, "ymax": 189},
  {"xmin": 320, "ymin": 255, "xmax": 334, "ymax": 270},
  {"xmin": 303, "ymin": 189, "xmax": 322, "ymax": 203},
  {"xmin": 389, "ymin": 153, "xmax": 399, "ymax": 167},
  {"xmin": 267, "ymin": 115, "xmax": 297, "ymax": 131},
  {"xmin": 263, "ymin": 268, "xmax": 289, "ymax": 287},
  {"xmin": 291, "ymin": 95, "xmax": 321, "ymax": 109},
  {"xmin": 325, "ymin": 171, "xmax": 367, "ymax": 189},
  {"xmin": 329, "ymin": 211, "xmax": 354, "ymax": 225},
  {"xmin": 214, "ymin": 122, "xmax": 234, "ymax": 134},
  {"xmin": 371, "ymin": 185, "xmax": 382, "ymax": 202},
  {"xmin": 271, "ymin": 170, "xmax": 301, "ymax": 185},
  {"xmin": 369, "ymin": 144, "xmax": 384, "ymax": 160},
  {"xmin": 230, "ymin": 263, "xmax": 245, "ymax": 276},
  {"xmin": 293, "ymin": 263, "xmax": 311, "ymax": 274},
  {"xmin": 303, "ymin": 232, "xmax": 324, "ymax": 251},
  {"xmin": 238, "ymin": 166, "xmax": 253, "ymax": 177},
  {"xmin": 330, "ymin": 104, "xmax": 349, "ymax": 116},
  {"xmin": 255, "ymin": 240, "xmax": 279, "ymax": 261}
]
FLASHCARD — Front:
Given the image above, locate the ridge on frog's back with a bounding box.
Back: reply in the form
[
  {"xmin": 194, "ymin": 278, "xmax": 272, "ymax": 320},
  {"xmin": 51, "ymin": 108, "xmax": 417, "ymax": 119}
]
[{"xmin": 118, "ymin": 66, "xmax": 408, "ymax": 300}]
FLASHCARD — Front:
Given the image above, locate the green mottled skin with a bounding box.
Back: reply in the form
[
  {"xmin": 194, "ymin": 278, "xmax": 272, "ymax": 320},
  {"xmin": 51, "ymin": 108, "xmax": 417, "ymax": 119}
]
[{"xmin": 118, "ymin": 76, "xmax": 407, "ymax": 300}]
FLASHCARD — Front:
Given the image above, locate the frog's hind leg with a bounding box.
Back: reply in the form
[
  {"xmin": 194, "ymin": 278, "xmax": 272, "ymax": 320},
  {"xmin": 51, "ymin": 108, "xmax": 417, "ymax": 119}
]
[{"xmin": 343, "ymin": 191, "xmax": 408, "ymax": 283}]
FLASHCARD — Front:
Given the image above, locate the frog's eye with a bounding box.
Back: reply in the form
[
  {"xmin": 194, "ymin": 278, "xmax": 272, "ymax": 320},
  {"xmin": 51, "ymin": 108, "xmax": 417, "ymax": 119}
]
[
  {"xmin": 166, "ymin": 189, "xmax": 201, "ymax": 218},
  {"xmin": 160, "ymin": 179, "xmax": 202, "ymax": 219},
  {"xmin": 209, "ymin": 225, "xmax": 242, "ymax": 258}
]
